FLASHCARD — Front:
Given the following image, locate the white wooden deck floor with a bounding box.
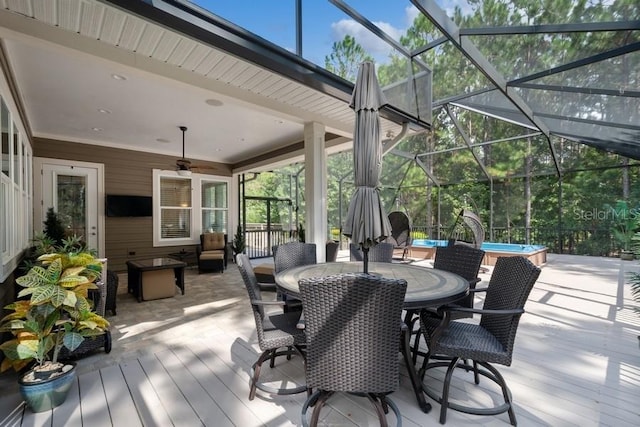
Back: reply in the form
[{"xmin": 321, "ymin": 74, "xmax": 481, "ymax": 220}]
[{"xmin": 0, "ymin": 253, "xmax": 639, "ymax": 426}]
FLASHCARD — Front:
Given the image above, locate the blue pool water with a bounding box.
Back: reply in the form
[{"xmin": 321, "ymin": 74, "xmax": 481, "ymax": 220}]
[{"xmin": 411, "ymin": 239, "xmax": 545, "ymax": 254}]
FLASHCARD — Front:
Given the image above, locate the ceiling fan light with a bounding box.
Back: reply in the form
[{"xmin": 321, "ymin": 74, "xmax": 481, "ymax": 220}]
[{"xmin": 177, "ymin": 169, "xmax": 192, "ymax": 177}]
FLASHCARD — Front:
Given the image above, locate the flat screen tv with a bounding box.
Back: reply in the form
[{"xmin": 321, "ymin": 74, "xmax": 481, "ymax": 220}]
[{"xmin": 106, "ymin": 195, "xmax": 153, "ymax": 217}]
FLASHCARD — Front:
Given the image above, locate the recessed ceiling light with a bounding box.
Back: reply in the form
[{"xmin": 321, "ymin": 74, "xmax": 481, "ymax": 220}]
[
  {"xmin": 205, "ymin": 99, "xmax": 223, "ymax": 107},
  {"xmin": 215, "ymin": 148, "xmax": 222, "ymax": 152},
  {"xmin": 92, "ymin": 127, "xmax": 103, "ymax": 132},
  {"xmin": 97, "ymin": 108, "xmax": 111, "ymax": 114},
  {"xmin": 111, "ymin": 73, "xmax": 127, "ymax": 81},
  {"xmin": 156, "ymin": 138, "xmax": 170, "ymax": 143}
]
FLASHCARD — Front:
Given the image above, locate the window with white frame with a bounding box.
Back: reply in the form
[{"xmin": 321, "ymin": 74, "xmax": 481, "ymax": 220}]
[
  {"xmin": 0, "ymin": 93, "xmax": 33, "ymax": 282},
  {"xmin": 201, "ymin": 180, "xmax": 228, "ymax": 233},
  {"xmin": 153, "ymin": 170, "xmax": 230, "ymax": 246}
]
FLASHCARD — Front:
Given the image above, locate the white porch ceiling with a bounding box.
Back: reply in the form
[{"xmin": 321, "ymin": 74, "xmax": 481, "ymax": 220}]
[{"xmin": 0, "ymin": 0, "xmax": 405, "ymax": 167}]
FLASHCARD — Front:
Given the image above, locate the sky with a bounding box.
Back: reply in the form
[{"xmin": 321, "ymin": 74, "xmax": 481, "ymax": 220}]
[{"xmin": 188, "ymin": 1, "xmax": 472, "ymax": 66}]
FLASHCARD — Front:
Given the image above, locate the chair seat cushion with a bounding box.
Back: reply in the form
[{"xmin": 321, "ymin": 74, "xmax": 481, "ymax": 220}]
[
  {"xmin": 423, "ymin": 318, "xmax": 511, "ymax": 365},
  {"xmin": 253, "ymin": 264, "xmax": 275, "ymax": 275},
  {"xmin": 261, "ymin": 311, "xmax": 306, "ymax": 350},
  {"xmin": 199, "ymin": 251, "xmax": 225, "ymax": 260},
  {"xmin": 254, "ymin": 263, "xmax": 276, "ymax": 283}
]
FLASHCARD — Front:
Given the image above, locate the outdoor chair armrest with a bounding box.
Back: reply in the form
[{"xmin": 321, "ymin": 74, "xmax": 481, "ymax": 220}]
[
  {"xmin": 251, "ymin": 299, "xmax": 287, "ymax": 307},
  {"xmin": 425, "ymin": 306, "xmax": 526, "ymax": 347},
  {"xmin": 250, "ymin": 299, "xmax": 303, "ymax": 308}
]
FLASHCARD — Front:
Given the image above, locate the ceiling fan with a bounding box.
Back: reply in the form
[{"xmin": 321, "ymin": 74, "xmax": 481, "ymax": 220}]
[{"xmin": 176, "ymin": 125, "xmax": 192, "ymax": 175}]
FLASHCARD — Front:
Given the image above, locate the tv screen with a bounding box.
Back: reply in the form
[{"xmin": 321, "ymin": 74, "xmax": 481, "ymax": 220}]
[{"xmin": 106, "ymin": 195, "xmax": 153, "ymax": 217}]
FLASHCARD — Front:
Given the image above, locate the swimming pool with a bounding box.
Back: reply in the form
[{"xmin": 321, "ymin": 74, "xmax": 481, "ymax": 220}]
[{"xmin": 410, "ymin": 239, "xmax": 547, "ymax": 266}]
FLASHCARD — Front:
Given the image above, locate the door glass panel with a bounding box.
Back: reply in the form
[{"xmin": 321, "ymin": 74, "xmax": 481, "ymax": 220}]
[
  {"xmin": 1, "ymin": 99, "xmax": 9, "ymax": 178},
  {"xmin": 57, "ymin": 174, "xmax": 87, "ymax": 240}
]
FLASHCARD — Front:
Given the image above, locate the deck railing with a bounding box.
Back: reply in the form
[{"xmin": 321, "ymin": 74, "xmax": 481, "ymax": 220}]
[{"xmin": 244, "ymin": 224, "xmax": 618, "ymax": 258}]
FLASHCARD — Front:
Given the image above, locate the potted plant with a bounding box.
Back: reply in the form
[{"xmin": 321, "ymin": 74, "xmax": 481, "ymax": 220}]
[
  {"xmin": 0, "ymin": 247, "xmax": 110, "ymax": 412},
  {"xmin": 232, "ymin": 224, "xmax": 245, "ymax": 262},
  {"xmin": 43, "ymin": 207, "xmax": 66, "ymax": 247}
]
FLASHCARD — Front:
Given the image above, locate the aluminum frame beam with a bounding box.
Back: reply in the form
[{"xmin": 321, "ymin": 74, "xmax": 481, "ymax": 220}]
[
  {"xmin": 411, "ymin": 0, "xmax": 561, "ymax": 177},
  {"xmin": 445, "ymin": 105, "xmax": 492, "ymax": 183},
  {"xmin": 460, "ymin": 20, "xmax": 640, "ymax": 36}
]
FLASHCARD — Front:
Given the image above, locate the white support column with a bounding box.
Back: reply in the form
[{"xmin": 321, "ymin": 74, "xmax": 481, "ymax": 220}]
[{"xmin": 304, "ymin": 122, "xmax": 327, "ymax": 262}]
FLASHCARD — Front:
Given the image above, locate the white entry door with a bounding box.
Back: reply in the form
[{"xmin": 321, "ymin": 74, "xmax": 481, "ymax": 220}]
[{"xmin": 34, "ymin": 158, "xmax": 104, "ymax": 256}]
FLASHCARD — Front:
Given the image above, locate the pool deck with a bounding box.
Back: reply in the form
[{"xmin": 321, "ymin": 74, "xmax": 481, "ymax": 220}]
[{"xmin": 410, "ymin": 244, "xmax": 548, "ymax": 267}]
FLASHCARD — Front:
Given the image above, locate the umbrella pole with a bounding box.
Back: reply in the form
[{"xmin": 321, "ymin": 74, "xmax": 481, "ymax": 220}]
[{"xmin": 363, "ymin": 247, "xmax": 369, "ymax": 274}]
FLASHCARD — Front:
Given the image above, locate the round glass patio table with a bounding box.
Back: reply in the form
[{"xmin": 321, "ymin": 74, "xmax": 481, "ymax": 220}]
[{"xmin": 275, "ymin": 261, "xmax": 468, "ymax": 414}]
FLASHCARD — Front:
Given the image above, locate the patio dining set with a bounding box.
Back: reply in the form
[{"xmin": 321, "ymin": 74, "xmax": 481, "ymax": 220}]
[{"xmin": 236, "ymin": 241, "xmax": 541, "ymax": 426}]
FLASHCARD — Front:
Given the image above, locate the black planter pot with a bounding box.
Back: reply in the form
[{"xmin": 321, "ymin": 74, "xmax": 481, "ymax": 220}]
[{"xmin": 18, "ymin": 362, "xmax": 77, "ymax": 413}]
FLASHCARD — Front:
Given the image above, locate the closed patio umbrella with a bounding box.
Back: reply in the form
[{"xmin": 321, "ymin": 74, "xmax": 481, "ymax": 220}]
[{"xmin": 343, "ymin": 61, "xmax": 391, "ymax": 274}]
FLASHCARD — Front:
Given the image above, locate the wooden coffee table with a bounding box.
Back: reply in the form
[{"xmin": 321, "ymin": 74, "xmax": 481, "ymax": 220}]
[{"xmin": 126, "ymin": 258, "xmax": 186, "ymax": 302}]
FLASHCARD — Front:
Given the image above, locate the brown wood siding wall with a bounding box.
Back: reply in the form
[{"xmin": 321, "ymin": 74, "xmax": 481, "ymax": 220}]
[{"xmin": 33, "ymin": 138, "xmax": 232, "ymax": 271}]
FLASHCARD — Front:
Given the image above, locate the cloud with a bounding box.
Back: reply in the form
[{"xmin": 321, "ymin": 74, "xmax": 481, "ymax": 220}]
[
  {"xmin": 435, "ymin": 0, "xmax": 474, "ymax": 17},
  {"xmin": 330, "ymin": 19, "xmax": 395, "ymax": 56},
  {"xmin": 405, "ymin": 5, "xmax": 420, "ymax": 26},
  {"xmin": 329, "ymin": 5, "xmax": 424, "ymax": 56}
]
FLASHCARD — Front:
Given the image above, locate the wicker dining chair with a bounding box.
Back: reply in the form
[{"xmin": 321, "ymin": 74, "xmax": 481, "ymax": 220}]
[
  {"xmin": 273, "ymin": 242, "xmax": 317, "ymax": 310},
  {"xmin": 236, "ymin": 254, "xmax": 307, "ymax": 400},
  {"xmin": 419, "ymin": 256, "xmax": 541, "ymax": 425},
  {"xmin": 298, "ymin": 273, "xmax": 407, "ymax": 427},
  {"xmin": 410, "ymin": 244, "xmax": 486, "ymax": 364},
  {"xmin": 348, "ymin": 242, "xmax": 395, "ymax": 263},
  {"xmin": 272, "ymin": 242, "xmax": 317, "ymax": 273}
]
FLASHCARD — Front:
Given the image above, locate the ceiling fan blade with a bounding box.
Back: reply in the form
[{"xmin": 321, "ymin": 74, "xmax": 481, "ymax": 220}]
[{"xmin": 176, "ymin": 158, "xmax": 191, "ymax": 170}]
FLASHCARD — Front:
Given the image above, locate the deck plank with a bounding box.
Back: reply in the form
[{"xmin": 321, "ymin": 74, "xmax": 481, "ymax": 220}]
[
  {"xmin": 0, "ymin": 390, "xmax": 24, "ymax": 427},
  {"xmin": 154, "ymin": 348, "xmax": 235, "ymax": 427},
  {"xmin": 77, "ymin": 370, "xmax": 111, "ymax": 427},
  {"xmin": 198, "ymin": 335, "xmax": 303, "ymax": 427},
  {"xmin": 100, "ymin": 365, "xmax": 142, "ymax": 427},
  {"xmin": 171, "ymin": 344, "xmax": 264, "ymax": 427},
  {"xmin": 52, "ymin": 376, "xmax": 82, "ymax": 427},
  {"xmin": 137, "ymin": 352, "xmax": 205, "ymax": 426},
  {"xmin": 19, "ymin": 406, "xmax": 51, "ymax": 427},
  {"xmin": 118, "ymin": 358, "xmax": 174, "ymax": 426}
]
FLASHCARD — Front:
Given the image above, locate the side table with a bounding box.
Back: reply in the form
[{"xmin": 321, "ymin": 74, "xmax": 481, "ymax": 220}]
[
  {"xmin": 168, "ymin": 250, "xmax": 195, "ymax": 265},
  {"xmin": 126, "ymin": 258, "xmax": 186, "ymax": 302}
]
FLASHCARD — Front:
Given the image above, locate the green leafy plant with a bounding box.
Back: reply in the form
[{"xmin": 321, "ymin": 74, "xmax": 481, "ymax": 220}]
[
  {"xmin": 43, "ymin": 208, "xmax": 66, "ymax": 247},
  {"xmin": 608, "ymin": 201, "xmax": 639, "ymax": 253},
  {"xmin": 232, "ymin": 224, "xmax": 245, "ymax": 255},
  {"xmin": 298, "ymin": 222, "xmax": 305, "ymax": 242},
  {"xmin": 0, "ymin": 249, "xmax": 109, "ymax": 372}
]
